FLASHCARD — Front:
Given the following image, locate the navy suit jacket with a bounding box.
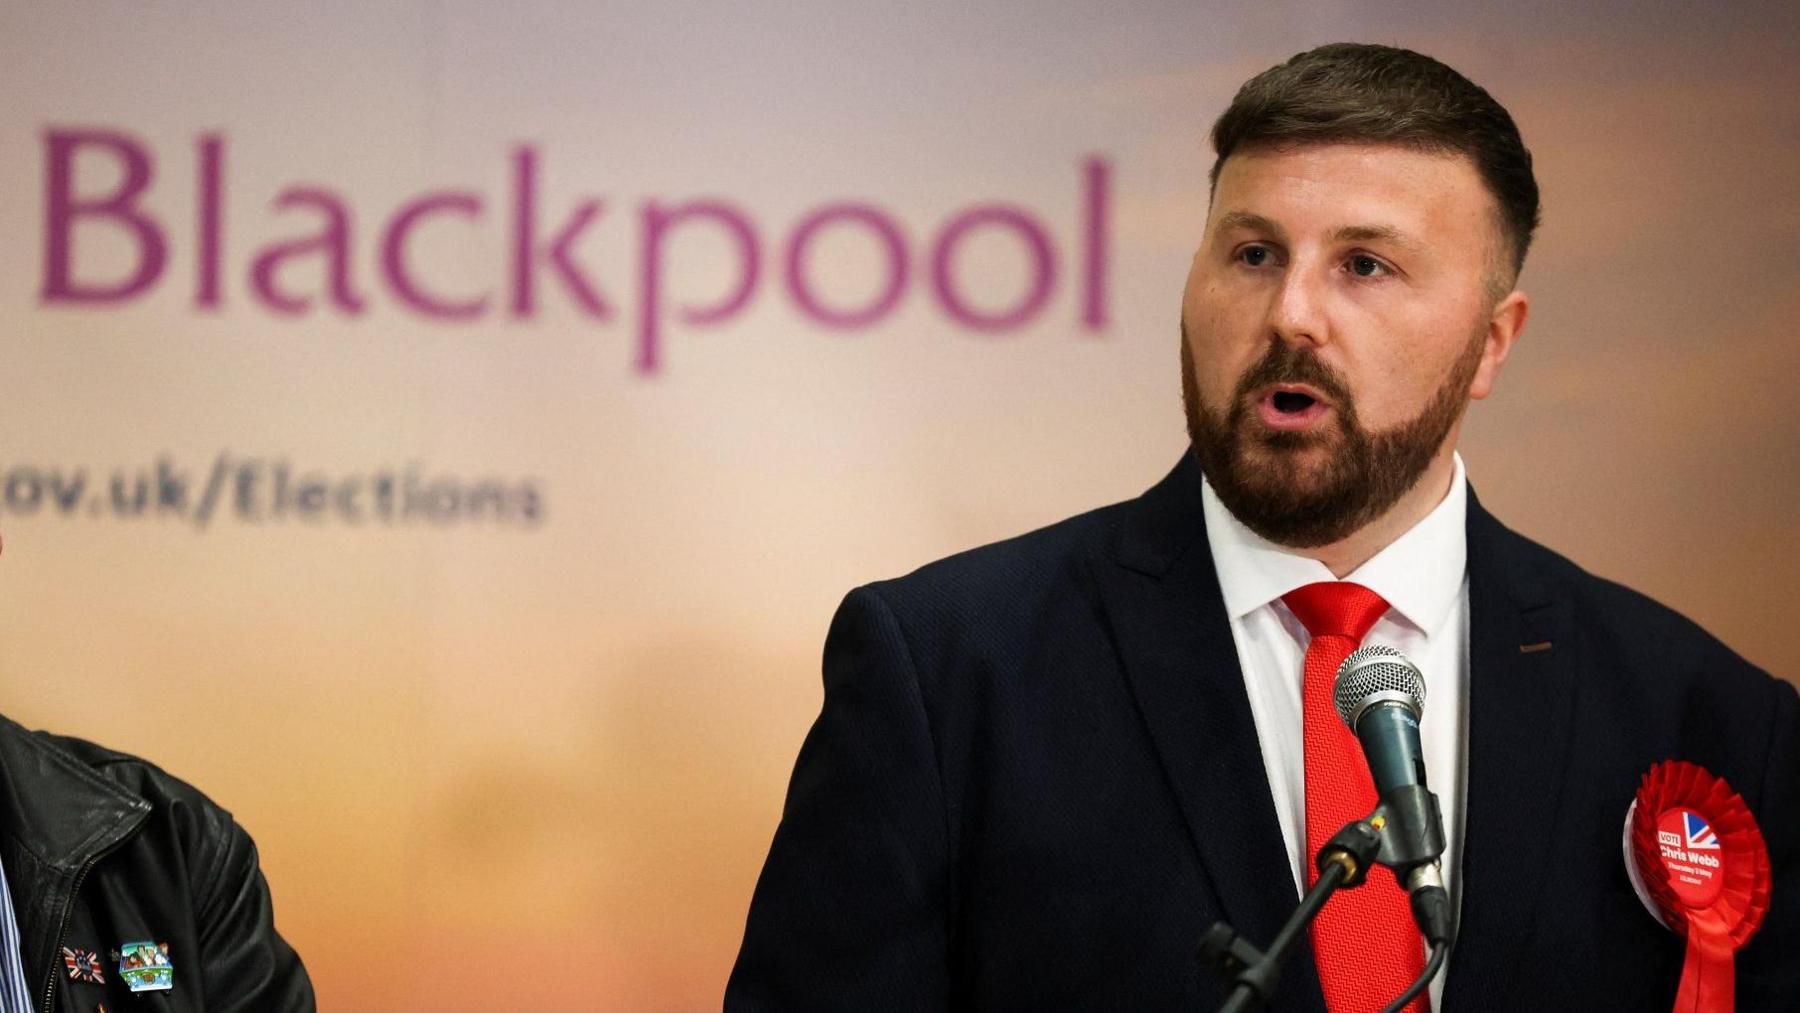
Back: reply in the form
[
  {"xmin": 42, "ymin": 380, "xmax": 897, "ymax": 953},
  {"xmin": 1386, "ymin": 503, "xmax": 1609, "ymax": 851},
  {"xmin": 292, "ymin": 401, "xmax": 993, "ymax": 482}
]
[{"xmin": 727, "ymin": 453, "xmax": 1799, "ymax": 1010}]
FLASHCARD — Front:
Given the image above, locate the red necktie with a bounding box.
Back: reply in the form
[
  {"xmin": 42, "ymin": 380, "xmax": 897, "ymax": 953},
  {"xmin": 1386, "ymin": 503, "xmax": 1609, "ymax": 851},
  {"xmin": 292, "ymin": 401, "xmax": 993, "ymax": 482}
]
[{"xmin": 1282, "ymin": 581, "xmax": 1426, "ymax": 1012}]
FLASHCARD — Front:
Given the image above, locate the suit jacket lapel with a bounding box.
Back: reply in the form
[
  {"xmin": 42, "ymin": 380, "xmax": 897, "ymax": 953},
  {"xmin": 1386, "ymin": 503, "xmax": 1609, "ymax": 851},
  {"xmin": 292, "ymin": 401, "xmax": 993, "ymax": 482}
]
[
  {"xmin": 1443, "ymin": 489, "xmax": 1577, "ymax": 1008},
  {"xmin": 1092, "ymin": 453, "xmax": 1325, "ymax": 1011}
]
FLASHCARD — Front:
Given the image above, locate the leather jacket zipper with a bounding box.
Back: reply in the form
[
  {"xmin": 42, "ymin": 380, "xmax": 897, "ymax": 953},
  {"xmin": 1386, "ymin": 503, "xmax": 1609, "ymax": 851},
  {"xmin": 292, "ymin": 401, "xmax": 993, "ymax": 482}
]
[{"xmin": 39, "ymin": 828, "xmax": 140, "ymax": 1013}]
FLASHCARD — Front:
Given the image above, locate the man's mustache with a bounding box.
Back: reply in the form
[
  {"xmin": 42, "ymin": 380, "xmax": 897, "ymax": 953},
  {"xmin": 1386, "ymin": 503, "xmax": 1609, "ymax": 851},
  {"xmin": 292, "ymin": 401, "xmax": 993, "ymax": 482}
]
[{"xmin": 1233, "ymin": 342, "xmax": 1354, "ymax": 408}]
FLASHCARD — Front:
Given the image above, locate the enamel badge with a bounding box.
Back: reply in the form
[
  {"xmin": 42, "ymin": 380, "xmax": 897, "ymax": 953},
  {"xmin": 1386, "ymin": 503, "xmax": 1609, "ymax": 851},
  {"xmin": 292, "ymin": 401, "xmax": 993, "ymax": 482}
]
[
  {"xmin": 115, "ymin": 940, "xmax": 172, "ymax": 993},
  {"xmin": 60, "ymin": 947, "xmax": 103, "ymax": 984},
  {"xmin": 1621, "ymin": 760, "xmax": 1771, "ymax": 1013}
]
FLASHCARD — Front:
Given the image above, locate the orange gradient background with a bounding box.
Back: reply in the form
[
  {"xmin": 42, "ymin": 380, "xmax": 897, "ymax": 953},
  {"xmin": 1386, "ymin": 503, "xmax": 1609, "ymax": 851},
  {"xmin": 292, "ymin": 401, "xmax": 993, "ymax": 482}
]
[{"xmin": 0, "ymin": 2, "xmax": 1795, "ymax": 1008}]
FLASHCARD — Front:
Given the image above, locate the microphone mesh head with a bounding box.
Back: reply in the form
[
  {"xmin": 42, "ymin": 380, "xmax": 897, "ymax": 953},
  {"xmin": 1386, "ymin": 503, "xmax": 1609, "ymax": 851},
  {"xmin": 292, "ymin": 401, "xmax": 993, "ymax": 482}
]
[{"xmin": 1332, "ymin": 644, "xmax": 1425, "ymax": 728}]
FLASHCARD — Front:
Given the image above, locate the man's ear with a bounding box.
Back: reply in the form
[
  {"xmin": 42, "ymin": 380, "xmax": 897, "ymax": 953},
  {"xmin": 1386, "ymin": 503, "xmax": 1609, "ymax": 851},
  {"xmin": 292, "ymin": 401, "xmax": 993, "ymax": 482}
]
[{"xmin": 1470, "ymin": 289, "xmax": 1528, "ymax": 401}]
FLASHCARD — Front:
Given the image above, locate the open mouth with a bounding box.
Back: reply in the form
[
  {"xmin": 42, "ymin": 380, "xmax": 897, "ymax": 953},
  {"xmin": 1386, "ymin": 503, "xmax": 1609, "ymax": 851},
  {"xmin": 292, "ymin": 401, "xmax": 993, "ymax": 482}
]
[
  {"xmin": 1256, "ymin": 384, "xmax": 1331, "ymax": 431},
  {"xmin": 1271, "ymin": 390, "xmax": 1317, "ymax": 414}
]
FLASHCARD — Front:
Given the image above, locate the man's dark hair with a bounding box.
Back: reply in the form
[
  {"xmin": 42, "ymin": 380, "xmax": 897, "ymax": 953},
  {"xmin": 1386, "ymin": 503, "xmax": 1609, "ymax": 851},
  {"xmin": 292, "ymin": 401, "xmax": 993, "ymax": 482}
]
[{"xmin": 1210, "ymin": 43, "xmax": 1540, "ymax": 281}]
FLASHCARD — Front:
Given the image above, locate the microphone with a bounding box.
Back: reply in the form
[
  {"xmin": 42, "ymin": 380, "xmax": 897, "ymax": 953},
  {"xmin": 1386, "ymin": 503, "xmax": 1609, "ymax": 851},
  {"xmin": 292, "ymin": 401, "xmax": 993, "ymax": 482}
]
[{"xmin": 1333, "ymin": 644, "xmax": 1453, "ymax": 946}]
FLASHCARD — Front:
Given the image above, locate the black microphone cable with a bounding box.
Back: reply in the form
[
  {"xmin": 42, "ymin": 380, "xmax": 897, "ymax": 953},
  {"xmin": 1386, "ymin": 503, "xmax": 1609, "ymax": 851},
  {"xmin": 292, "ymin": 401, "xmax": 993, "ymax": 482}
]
[{"xmin": 1380, "ymin": 941, "xmax": 1448, "ymax": 1013}]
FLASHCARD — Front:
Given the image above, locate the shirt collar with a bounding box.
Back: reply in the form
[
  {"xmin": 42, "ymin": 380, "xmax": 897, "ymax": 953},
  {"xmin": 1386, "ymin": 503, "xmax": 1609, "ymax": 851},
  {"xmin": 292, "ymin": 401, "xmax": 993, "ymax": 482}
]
[{"xmin": 1201, "ymin": 453, "xmax": 1469, "ymax": 637}]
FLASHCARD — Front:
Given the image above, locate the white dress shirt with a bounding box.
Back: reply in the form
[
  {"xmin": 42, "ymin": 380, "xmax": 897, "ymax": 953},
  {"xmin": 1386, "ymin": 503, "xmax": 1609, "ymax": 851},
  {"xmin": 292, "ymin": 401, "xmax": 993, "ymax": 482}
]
[{"xmin": 1201, "ymin": 453, "xmax": 1470, "ymax": 1009}]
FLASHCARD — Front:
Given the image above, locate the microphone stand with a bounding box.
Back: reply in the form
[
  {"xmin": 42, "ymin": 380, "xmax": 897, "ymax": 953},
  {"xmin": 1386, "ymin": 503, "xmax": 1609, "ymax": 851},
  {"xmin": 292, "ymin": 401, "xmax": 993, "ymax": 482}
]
[
  {"xmin": 1198, "ymin": 785, "xmax": 1451, "ymax": 1012},
  {"xmin": 1198, "ymin": 819, "xmax": 1383, "ymax": 1013}
]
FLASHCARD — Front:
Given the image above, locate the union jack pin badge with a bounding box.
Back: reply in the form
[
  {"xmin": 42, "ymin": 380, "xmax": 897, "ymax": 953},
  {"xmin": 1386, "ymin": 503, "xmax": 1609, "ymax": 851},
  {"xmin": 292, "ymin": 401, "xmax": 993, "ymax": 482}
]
[
  {"xmin": 60, "ymin": 947, "xmax": 103, "ymax": 984},
  {"xmin": 116, "ymin": 940, "xmax": 171, "ymax": 993}
]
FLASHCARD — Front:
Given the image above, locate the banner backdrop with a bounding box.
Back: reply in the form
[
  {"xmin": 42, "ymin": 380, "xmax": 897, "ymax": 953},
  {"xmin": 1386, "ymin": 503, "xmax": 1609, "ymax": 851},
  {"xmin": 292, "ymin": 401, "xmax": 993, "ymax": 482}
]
[{"xmin": 1, "ymin": 2, "xmax": 1795, "ymax": 1008}]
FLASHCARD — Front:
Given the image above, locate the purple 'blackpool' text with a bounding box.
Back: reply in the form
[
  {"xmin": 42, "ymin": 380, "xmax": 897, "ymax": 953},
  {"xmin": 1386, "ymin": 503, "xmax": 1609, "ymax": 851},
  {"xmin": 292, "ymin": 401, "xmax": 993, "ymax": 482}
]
[{"xmin": 40, "ymin": 128, "xmax": 1113, "ymax": 374}]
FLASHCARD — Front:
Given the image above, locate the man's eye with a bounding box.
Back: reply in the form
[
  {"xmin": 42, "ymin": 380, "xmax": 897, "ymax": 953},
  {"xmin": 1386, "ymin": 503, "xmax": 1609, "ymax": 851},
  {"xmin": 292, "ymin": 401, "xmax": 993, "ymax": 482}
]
[
  {"xmin": 1238, "ymin": 245, "xmax": 1273, "ymax": 267},
  {"xmin": 1349, "ymin": 255, "xmax": 1388, "ymax": 277}
]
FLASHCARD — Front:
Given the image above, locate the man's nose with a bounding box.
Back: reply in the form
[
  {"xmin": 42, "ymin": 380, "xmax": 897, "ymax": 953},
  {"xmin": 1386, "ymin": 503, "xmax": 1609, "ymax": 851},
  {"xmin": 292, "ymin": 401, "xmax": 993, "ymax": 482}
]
[{"xmin": 1267, "ymin": 262, "xmax": 1330, "ymax": 349}]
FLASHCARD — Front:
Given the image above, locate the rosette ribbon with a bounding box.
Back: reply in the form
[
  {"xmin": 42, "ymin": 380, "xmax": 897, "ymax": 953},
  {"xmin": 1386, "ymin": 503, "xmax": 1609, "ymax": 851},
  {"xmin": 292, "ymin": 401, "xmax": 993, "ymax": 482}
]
[{"xmin": 1626, "ymin": 760, "xmax": 1771, "ymax": 1013}]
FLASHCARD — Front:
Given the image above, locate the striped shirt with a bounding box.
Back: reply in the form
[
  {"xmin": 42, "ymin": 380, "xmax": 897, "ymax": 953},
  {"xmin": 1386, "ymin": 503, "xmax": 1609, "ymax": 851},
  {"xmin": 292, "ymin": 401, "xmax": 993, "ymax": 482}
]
[{"xmin": 0, "ymin": 857, "xmax": 34, "ymax": 1013}]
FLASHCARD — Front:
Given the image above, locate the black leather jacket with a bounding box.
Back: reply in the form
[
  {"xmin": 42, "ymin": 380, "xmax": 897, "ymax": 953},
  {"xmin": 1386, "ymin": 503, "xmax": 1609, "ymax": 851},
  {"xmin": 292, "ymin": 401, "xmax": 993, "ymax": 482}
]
[{"xmin": 0, "ymin": 715, "xmax": 313, "ymax": 1011}]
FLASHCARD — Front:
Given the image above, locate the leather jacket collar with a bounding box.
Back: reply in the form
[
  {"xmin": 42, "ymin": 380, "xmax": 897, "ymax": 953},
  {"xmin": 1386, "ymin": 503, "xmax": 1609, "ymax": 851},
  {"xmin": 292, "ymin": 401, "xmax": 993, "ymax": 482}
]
[{"xmin": 0, "ymin": 715, "xmax": 150, "ymax": 1003}]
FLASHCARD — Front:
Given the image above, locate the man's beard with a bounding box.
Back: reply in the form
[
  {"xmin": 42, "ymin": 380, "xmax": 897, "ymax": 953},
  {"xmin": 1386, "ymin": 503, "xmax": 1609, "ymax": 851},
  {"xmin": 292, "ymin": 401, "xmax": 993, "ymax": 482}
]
[{"xmin": 1180, "ymin": 322, "xmax": 1485, "ymax": 548}]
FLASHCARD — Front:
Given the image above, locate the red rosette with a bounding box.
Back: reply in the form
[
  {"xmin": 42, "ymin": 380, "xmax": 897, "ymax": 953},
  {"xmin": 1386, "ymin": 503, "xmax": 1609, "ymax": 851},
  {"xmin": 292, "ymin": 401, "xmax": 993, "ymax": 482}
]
[{"xmin": 1625, "ymin": 760, "xmax": 1771, "ymax": 1013}]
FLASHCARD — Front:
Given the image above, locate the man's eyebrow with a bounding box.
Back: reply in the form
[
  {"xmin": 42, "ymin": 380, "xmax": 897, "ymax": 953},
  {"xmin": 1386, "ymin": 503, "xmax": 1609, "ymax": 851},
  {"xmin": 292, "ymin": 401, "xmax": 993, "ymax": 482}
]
[
  {"xmin": 1213, "ymin": 211, "xmax": 1286, "ymax": 241},
  {"xmin": 1331, "ymin": 223, "xmax": 1422, "ymax": 252},
  {"xmin": 1214, "ymin": 214, "xmax": 1426, "ymax": 254}
]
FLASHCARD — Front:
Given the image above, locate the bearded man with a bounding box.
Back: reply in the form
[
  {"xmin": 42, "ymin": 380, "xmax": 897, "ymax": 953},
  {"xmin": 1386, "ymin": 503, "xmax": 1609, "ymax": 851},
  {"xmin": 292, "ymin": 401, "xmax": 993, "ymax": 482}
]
[{"xmin": 727, "ymin": 43, "xmax": 1797, "ymax": 1011}]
